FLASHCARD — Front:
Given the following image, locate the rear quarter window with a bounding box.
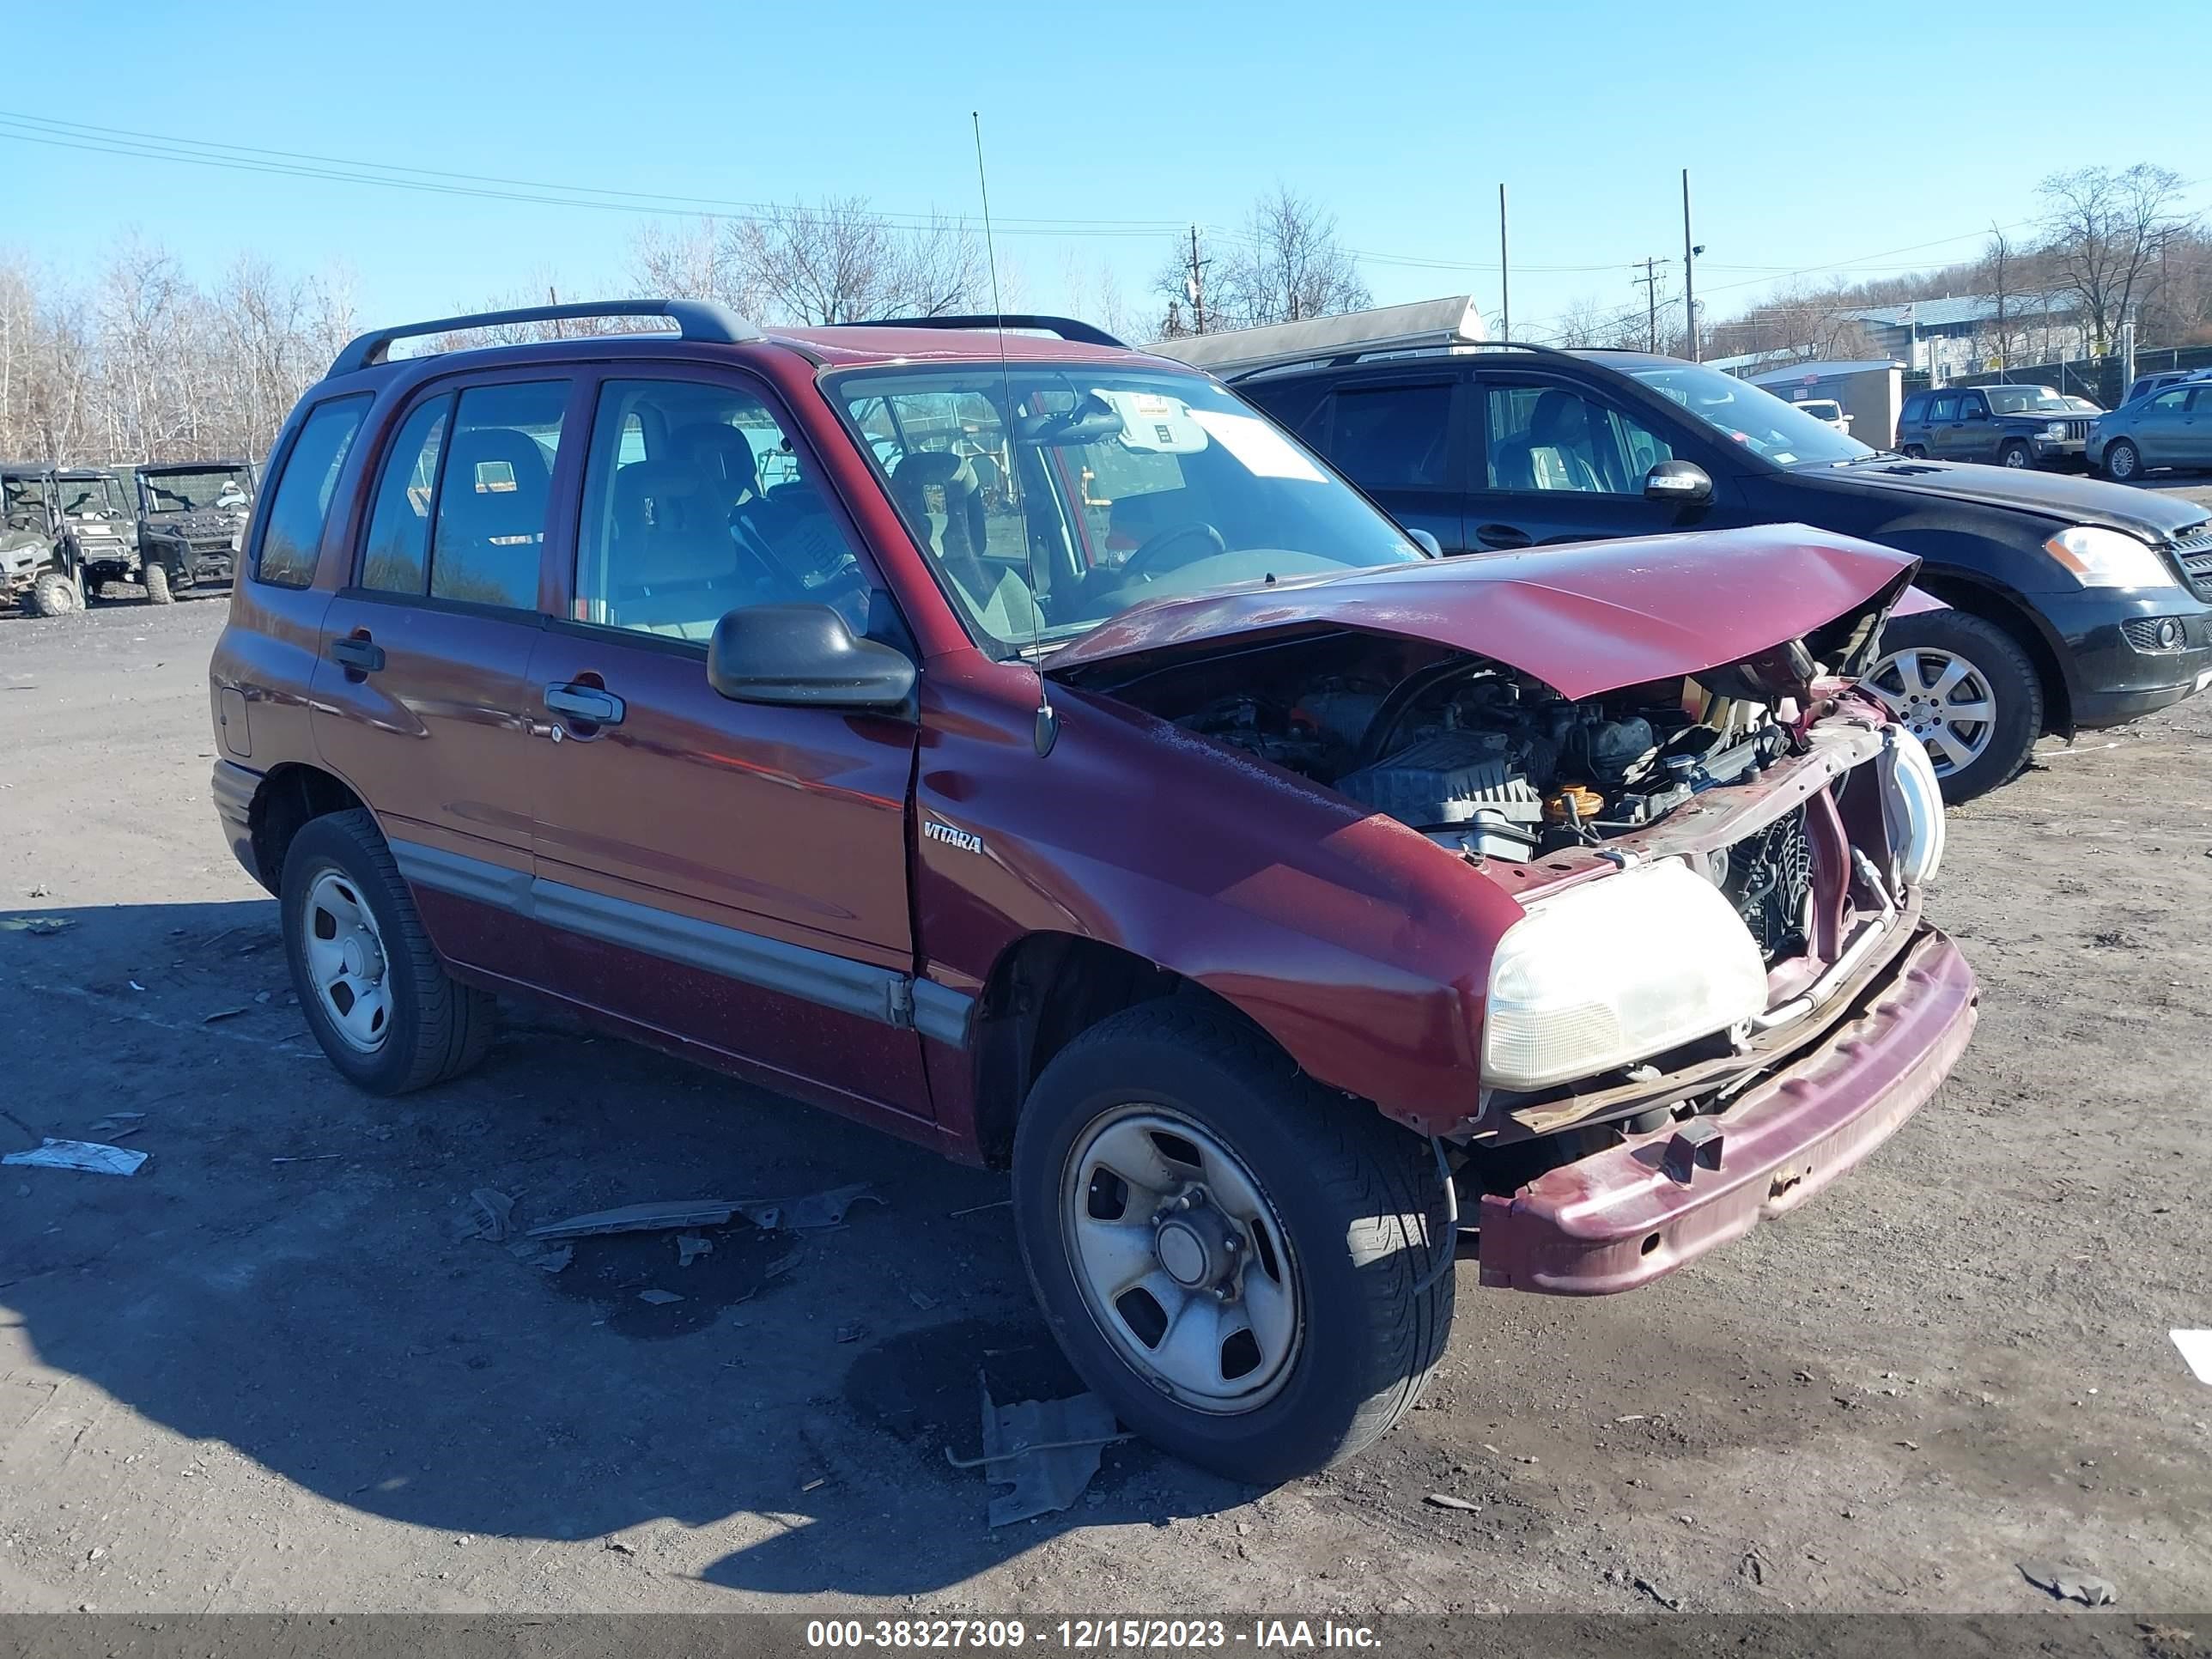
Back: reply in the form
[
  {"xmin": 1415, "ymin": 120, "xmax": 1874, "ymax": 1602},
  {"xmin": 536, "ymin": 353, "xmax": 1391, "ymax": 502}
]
[
  {"xmin": 1900, "ymin": 393, "xmax": 1930, "ymax": 422},
  {"xmin": 255, "ymin": 395, "xmax": 371, "ymax": 588}
]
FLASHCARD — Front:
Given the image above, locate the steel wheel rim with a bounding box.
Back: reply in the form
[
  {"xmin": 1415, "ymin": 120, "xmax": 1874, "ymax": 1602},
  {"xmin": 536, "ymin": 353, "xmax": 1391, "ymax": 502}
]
[
  {"xmin": 1060, "ymin": 1106, "xmax": 1303, "ymax": 1413},
  {"xmin": 302, "ymin": 869, "xmax": 394, "ymax": 1054},
  {"xmin": 1864, "ymin": 647, "xmax": 1997, "ymax": 776}
]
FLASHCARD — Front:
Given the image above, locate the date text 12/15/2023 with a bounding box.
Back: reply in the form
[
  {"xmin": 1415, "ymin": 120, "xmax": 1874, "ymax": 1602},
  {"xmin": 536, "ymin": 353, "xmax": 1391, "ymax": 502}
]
[{"xmin": 804, "ymin": 1618, "xmax": 1382, "ymax": 1650}]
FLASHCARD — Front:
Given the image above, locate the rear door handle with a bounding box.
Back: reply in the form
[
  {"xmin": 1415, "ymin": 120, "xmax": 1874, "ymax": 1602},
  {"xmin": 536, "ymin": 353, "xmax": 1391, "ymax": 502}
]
[
  {"xmin": 544, "ymin": 683, "xmax": 625, "ymax": 726},
  {"xmin": 329, "ymin": 635, "xmax": 384, "ymax": 672},
  {"xmin": 1474, "ymin": 522, "xmax": 1533, "ymax": 550}
]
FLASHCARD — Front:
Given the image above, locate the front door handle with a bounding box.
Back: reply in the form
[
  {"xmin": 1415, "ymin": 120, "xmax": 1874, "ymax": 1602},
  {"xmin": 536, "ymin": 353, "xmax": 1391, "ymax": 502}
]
[
  {"xmin": 1474, "ymin": 522, "xmax": 1533, "ymax": 550},
  {"xmin": 329, "ymin": 635, "xmax": 384, "ymax": 673},
  {"xmin": 544, "ymin": 683, "xmax": 625, "ymax": 727}
]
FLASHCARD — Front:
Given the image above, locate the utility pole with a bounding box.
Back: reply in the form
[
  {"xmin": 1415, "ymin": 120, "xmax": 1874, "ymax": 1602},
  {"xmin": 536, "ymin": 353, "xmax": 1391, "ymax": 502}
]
[
  {"xmin": 1632, "ymin": 257, "xmax": 1670, "ymax": 352},
  {"xmin": 1498, "ymin": 184, "xmax": 1511, "ymax": 340},
  {"xmin": 1680, "ymin": 169, "xmax": 1701, "ymax": 362},
  {"xmin": 1186, "ymin": 226, "xmax": 1209, "ymax": 336}
]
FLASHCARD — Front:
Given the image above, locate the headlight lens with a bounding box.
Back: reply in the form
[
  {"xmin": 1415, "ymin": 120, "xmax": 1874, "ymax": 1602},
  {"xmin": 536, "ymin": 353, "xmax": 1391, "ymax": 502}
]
[
  {"xmin": 1883, "ymin": 726, "xmax": 1946, "ymax": 889},
  {"xmin": 1481, "ymin": 860, "xmax": 1768, "ymax": 1091},
  {"xmin": 2045, "ymin": 422, "xmax": 2069, "ymax": 440},
  {"xmin": 2043, "ymin": 526, "xmax": 2176, "ymax": 589}
]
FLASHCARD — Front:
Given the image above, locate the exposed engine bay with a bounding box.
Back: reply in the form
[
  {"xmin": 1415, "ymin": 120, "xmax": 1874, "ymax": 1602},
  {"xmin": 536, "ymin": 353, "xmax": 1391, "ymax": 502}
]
[{"xmin": 1146, "ymin": 639, "xmax": 1825, "ymax": 964}]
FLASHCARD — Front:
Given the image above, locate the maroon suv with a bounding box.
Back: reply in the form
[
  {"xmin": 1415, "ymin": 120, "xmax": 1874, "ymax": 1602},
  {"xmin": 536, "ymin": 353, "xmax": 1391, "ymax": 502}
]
[{"xmin": 210, "ymin": 300, "xmax": 1978, "ymax": 1483}]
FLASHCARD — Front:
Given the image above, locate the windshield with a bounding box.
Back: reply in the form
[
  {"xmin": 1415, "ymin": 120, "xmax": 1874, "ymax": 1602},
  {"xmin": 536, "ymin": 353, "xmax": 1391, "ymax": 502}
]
[
  {"xmin": 830, "ymin": 366, "xmax": 1424, "ymax": 654},
  {"xmin": 1629, "ymin": 362, "xmax": 1874, "ymax": 465},
  {"xmin": 56, "ymin": 476, "xmax": 126, "ymax": 519},
  {"xmin": 1984, "ymin": 386, "xmax": 2065, "ymax": 415},
  {"xmin": 142, "ymin": 467, "xmax": 251, "ymax": 512}
]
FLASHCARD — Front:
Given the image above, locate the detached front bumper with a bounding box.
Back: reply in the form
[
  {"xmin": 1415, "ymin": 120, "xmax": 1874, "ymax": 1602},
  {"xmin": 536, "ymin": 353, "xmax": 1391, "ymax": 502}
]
[{"xmin": 1476, "ymin": 925, "xmax": 1977, "ymax": 1296}]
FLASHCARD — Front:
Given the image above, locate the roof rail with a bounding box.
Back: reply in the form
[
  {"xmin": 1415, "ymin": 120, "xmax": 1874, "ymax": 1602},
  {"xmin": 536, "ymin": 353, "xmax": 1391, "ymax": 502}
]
[
  {"xmin": 327, "ymin": 298, "xmax": 761, "ymax": 377},
  {"xmin": 1214, "ymin": 337, "xmax": 1599, "ymax": 385},
  {"xmin": 1146, "ymin": 295, "xmax": 1487, "ymax": 377},
  {"xmin": 845, "ymin": 313, "xmax": 1127, "ymax": 349}
]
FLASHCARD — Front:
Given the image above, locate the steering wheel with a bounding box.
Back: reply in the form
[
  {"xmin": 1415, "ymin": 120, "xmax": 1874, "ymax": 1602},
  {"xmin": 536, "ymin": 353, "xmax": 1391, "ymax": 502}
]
[{"xmin": 1118, "ymin": 520, "xmax": 1226, "ymax": 584}]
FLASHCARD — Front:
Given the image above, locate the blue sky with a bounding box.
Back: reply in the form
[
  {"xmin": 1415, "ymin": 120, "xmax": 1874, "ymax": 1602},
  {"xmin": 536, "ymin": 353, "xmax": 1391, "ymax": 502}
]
[{"xmin": 7, "ymin": 0, "xmax": 2211, "ymax": 339}]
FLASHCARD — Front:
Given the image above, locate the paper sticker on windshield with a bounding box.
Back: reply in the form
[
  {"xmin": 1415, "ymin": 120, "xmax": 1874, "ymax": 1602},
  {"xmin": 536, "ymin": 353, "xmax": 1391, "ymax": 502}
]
[
  {"xmin": 1091, "ymin": 389, "xmax": 1208, "ymax": 453},
  {"xmin": 1189, "ymin": 410, "xmax": 1328, "ymax": 482}
]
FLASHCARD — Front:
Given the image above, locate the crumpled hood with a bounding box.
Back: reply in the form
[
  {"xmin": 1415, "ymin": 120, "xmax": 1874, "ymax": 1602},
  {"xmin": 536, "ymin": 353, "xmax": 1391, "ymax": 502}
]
[{"xmin": 1048, "ymin": 525, "xmax": 1918, "ymax": 701}]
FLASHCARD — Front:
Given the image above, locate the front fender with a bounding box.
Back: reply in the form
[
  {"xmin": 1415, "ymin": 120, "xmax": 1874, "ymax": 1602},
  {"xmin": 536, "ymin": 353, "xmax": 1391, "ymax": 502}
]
[{"xmin": 913, "ymin": 652, "xmax": 1526, "ymax": 1133}]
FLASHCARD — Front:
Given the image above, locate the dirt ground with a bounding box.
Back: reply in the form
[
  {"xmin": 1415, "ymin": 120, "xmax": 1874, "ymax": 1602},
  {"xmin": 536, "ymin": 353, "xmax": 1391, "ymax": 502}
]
[{"xmin": 2, "ymin": 569, "xmax": 2209, "ymax": 1619}]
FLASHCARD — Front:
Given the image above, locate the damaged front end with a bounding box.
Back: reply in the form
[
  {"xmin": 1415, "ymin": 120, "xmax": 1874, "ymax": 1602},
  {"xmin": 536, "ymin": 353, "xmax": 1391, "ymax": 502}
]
[{"xmin": 1053, "ymin": 525, "xmax": 1978, "ymax": 1295}]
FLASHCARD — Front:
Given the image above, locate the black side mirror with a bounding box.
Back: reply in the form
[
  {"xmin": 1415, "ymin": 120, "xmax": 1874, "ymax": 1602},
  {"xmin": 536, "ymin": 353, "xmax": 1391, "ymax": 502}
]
[
  {"xmin": 1644, "ymin": 459, "xmax": 1713, "ymax": 506},
  {"xmin": 707, "ymin": 603, "xmax": 916, "ymax": 710},
  {"xmin": 1406, "ymin": 527, "xmax": 1443, "ymax": 558}
]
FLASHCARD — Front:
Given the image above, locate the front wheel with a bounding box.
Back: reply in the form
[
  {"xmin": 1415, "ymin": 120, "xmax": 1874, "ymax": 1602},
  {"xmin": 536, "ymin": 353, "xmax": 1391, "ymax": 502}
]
[
  {"xmin": 143, "ymin": 562, "xmax": 173, "ymax": 605},
  {"xmin": 1998, "ymin": 441, "xmax": 2031, "ymax": 469},
  {"xmin": 1900, "ymin": 444, "xmax": 1928, "ymax": 459},
  {"xmin": 2103, "ymin": 438, "xmax": 2141, "ymax": 482},
  {"xmin": 1012, "ymin": 1001, "xmax": 1452, "ymax": 1485},
  {"xmin": 1864, "ymin": 610, "xmax": 2043, "ymax": 805},
  {"xmin": 281, "ymin": 809, "xmax": 496, "ymax": 1094},
  {"xmin": 26, "ymin": 571, "xmax": 80, "ymax": 617}
]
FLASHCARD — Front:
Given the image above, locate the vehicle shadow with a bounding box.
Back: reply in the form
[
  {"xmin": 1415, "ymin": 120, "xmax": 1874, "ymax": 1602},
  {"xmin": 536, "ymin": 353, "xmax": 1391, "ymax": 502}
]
[{"xmin": 0, "ymin": 899, "xmax": 1251, "ymax": 1598}]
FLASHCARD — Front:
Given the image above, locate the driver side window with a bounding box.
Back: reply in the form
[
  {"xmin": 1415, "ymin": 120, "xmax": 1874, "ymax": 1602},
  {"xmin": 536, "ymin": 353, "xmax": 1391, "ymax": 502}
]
[
  {"xmin": 1483, "ymin": 384, "xmax": 1673, "ymax": 494},
  {"xmin": 573, "ymin": 378, "xmax": 877, "ymax": 643}
]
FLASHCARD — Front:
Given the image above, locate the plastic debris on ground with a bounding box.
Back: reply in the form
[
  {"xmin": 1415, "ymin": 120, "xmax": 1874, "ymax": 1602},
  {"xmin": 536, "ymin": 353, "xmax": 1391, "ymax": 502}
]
[
  {"xmin": 87, "ymin": 1113, "xmax": 145, "ymax": 1139},
  {"xmin": 676, "ymin": 1233, "xmax": 713, "ymax": 1267},
  {"xmin": 2171, "ymin": 1329, "xmax": 2212, "ymax": 1385},
  {"xmin": 522, "ymin": 1182, "xmax": 878, "ymax": 1240},
  {"xmin": 2019, "ymin": 1561, "xmax": 2117, "ymax": 1606},
  {"xmin": 951, "ymin": 1372, "xmax": 1123, "ymax": 1528},
  {"xmin": 0, "ymin": 916, "xmax": 73, "ymax": 935},
  {"xmin": 3, "ymin": 1139, "xmax": 149, "ymax": 1176},
  {"xmin": 637, "ymin": 1288, "xmax": 684, "ymax": 1306},
  {"xmin": 465, "ymin": 1188, "xmax": 516, "ymax": 1243}
]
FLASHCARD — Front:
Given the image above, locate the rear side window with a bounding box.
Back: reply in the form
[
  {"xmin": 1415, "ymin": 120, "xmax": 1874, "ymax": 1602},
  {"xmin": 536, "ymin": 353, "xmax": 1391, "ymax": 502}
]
[
  {"xmin": 360, "ymin": 395, "xmax": 453, "ymax": 594},
  {"xmin": 427, "ymin": 380, "xmax": 568, "ymax": 610},
  {"xmin": 1324, "ymin": 383, "xmax": 1453, "ymax": 489},
  {"xmin": 1900, "ymin": 393, "xmax": 1929, "ymax": 422},
  {"xmin": 1928, "ymin": 394, "xmax": 1959, "ymax": 422},
  {"xmin": 256, "ymin": 395, "xmax": 370, "ymax": 588}
]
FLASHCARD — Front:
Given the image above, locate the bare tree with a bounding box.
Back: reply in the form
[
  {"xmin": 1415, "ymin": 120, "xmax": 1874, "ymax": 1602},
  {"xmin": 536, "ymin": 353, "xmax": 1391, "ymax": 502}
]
[
  {"xmin": 626, "ymin": 217, "xmax": 755, "ymax": 313},
  {"xmin": 732, "ymin": 198, "xmax": 984, "ymax": 325},
  {"xmin": 1978, "ymin": 223, "xmax": 2015, "ymax": 372},
  {"xmin": 2039, "ymin": 164, "xmax": 2197, "ymax": 351},
  {"xmin": 1156, "ymin": 188, "xmax": 1370, "ymax": 332}
]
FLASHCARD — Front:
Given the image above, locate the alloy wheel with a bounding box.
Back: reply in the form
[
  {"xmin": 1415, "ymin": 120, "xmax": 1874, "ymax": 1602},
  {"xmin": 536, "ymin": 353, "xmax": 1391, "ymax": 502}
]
[
  {"xmin": 301, "ymin": 869, "xmax": 394, "ymax": 1053},
  {"xmin": 1060, "ymin": 1107, "xmax": 1303, "ymax": 1413},
  {"xmin": 1864, "ymin": 647, "xmax": 1997, "ymax": 776}
]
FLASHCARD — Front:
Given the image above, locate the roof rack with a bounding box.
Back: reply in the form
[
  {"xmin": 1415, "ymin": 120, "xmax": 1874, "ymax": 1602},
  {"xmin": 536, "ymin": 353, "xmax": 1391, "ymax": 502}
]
[
  {"xmin": 328, "ymin": 299, "xmax": 761, "ymax": 377},
  {"xmin": 1146, "ymin": 295, "xmax": 1487, "ymax": 376},
  {"xmin": 845, "ymin": 313, "xmax": 1127, "ymax": 349},
  {"xmin": 1219, "ymin": 337, "xmax": 1597, "ymax": 385}
]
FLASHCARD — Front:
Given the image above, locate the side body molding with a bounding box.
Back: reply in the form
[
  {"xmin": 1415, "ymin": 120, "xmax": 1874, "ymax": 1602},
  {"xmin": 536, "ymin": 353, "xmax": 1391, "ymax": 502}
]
[{"xmin": 391, "ymin": 840, "xmax": 973, "ymax": 1045}]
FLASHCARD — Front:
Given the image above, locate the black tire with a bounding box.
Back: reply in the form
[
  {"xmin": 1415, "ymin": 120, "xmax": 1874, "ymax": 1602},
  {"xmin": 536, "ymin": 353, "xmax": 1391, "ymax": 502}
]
[
  {"xmin": 27, "ymin": 571, "xmax": 79, "ymax": 617},
  {"xmin": 2103, "ymin": 438, "xmax": 2142, "ymax": 482},
  {"xmin": 1998, "ymin": 441, "xmax": 2031, "ymax": 469},
  {"xmin": 1900, "ymin": 444, "xmax": 1927, "ymax": 459},
  {"xmin": 143, "ymin": 562, "xmax": 173, "ymax": 605},
  {"xmin": 280, "ymin": 808, "xmax": 495, "ymax": 1094},
  {"xmin": 1875, "ymin": 610, "xmax": 2043, "ymax": 805},
  {"xmin": 1012, "ymin": 1000, "xmax": 1453, "ymax": 1485}
]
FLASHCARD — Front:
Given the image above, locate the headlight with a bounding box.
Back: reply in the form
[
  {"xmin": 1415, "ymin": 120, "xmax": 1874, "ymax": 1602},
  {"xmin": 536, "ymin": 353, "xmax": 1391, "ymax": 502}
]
[
  {"xmin": 1480, "ymin": 860, "xmax": 1768, "ymax": 1091},
  {"xmin": 1882, "ymin": 726, "xmax": 1946, "ymax": 889},
  {"xmin": 2043, "ymin": 526, "xmax": 2176, "ymax": 590},
  {"xmin": 2045, "ymin": 422, "xmax": 2069, "ymax": 440}
]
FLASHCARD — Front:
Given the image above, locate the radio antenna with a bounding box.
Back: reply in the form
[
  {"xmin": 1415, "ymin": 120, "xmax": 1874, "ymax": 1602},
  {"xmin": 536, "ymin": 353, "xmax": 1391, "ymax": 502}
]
[{"xmin": 972, "ymin": 110, "xmax": 1057, "ymax": 757}]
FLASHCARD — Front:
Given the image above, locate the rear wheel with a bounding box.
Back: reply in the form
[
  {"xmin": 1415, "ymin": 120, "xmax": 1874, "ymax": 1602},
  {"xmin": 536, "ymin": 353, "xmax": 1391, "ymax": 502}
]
[
  {"xmin": 1998, "ymin": 440, "xmax": 2031, "ymax": 469},
  {"xmin": 1900, "ymin": 444, "xmax": 1928, "ymax": 459},
  {"xmin": 26, "ymin": 571, "xmax": 79, "ymax": 617},
  {"xmin": 281, "ymin": 809, "xmax": 495, "ymax": 1094},
  {"xmin": 2103, "ymin": 438, "xmax": 2142, "ymax": 482},
  {"xmin": 143, "ymin": 562, "xmax": 173, "ymax": 605},
  {"xmin": 1865, "ymin": 610, "xmax": 2042, "ymax": 805},
  {"xmin": 1012, "ymin": 1000, "xmax": 1453, "ymax": 1485}
]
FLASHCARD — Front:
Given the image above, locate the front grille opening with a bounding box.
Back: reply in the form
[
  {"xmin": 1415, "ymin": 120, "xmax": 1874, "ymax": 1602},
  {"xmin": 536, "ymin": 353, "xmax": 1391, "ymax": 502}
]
[{"xmin": 1721, "ymin": 806, "xmax": 1814, "ymax": 965}]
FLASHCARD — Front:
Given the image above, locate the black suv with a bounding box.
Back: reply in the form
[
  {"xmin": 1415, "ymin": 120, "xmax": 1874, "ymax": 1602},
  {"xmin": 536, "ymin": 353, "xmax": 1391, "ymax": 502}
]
[
  {"xmin": 1221, "ymin": 341, "xmax": 2212, "ymax": 803},
  {"xmin": 1896, "ymin": 384, "xmax": 2088, "ymax": 471}
]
